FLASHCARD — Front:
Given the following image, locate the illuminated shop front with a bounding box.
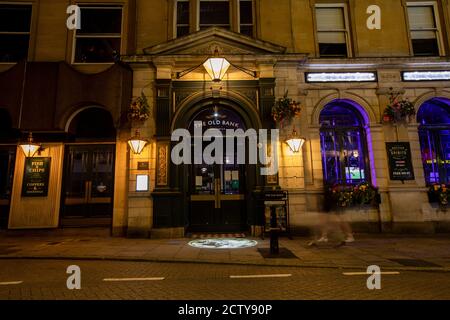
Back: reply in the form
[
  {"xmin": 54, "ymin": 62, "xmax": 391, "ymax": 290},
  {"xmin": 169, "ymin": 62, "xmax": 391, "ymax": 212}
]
[{"xmin": 2, "ymin": 0, "xmax": 450, "ymax": 236}]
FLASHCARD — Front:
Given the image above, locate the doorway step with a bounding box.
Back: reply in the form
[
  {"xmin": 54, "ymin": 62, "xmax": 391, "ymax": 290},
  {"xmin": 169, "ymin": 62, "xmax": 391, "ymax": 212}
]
[{"xmin": 188, "ymin": 233, "xmax": 246, "ymax": 239}]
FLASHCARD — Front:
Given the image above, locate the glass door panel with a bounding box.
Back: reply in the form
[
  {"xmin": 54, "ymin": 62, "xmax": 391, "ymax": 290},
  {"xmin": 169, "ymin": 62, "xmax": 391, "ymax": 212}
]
[{"xmin": 62, "ymin": 145, "xmax": 115, "ymax": 221}]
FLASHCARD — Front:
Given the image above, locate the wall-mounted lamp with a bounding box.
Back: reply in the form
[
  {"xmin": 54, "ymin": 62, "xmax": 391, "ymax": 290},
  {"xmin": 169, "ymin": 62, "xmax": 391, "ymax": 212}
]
[
  {"xmin": 202, "ymin": 48, "xmax": 231, "ymax": 82},
  {"xmin": 176, "ymin": 48, "xmax": 257, "ymax": 81},
  {"xmin": 285, "ymin": 127, "xmax": 306, "ymax": 153},
  {"xmin": 128, "ymin": 130, "xmax": 148, "ymax": 155},
  {"xmin": 19, "ymin": 132, "xmax": 41, "ymax": 157}
]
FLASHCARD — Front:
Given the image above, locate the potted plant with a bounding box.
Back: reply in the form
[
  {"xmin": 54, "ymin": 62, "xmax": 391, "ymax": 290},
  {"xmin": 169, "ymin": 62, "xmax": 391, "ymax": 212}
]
[
  {"xmin": 271, "ymin": 91, "xmax": 301, "ymax": 128},
  {"xmin": 127, "ymin": 92, "xmax": 151, "ymax": 123},
  {"xmin": 382, "ymin": 89, "xmax": 415, "ymax": 124},
  {"xmin": 325, "ymin": 182, "xmax": 379, "ymax": 210},
  {"xmin": 352, "ymin": 182, "xmax": 379, "ymax": 205},
  {"xmin": 428, "ymin": 184, "xmax": 449, "ymax": 206}
]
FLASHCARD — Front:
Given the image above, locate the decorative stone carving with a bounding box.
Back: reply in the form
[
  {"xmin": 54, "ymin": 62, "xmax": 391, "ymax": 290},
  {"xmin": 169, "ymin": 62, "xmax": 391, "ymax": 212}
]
[{"xmin": 156, "ymin": 144, "xmax": 168, "ymax": 186}]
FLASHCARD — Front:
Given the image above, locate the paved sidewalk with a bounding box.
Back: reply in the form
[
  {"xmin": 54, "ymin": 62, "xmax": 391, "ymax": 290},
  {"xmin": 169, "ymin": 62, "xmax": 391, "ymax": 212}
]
[{"xmin": 1, "ymin": 228, "xmax": 450, "ymax": 271}]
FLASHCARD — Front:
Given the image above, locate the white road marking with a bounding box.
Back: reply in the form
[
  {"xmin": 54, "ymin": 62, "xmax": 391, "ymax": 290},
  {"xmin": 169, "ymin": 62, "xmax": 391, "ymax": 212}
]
[
  {"xmin": 103, "ymin": 277, "xmax": 165, "ymax": 282},
  {"xmin": 343, "ymin": 272, "xmax": 400, "ymax": 276},
  {"xmin": 0, "ymin": 281, "xmax": 23, "ymax": 285},
  {"xmin": 230, "ymin": 274, "xmax": 292, "ymax": 279}
]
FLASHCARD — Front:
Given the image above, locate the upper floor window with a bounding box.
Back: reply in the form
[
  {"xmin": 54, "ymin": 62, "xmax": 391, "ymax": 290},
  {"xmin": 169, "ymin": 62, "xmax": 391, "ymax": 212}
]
[
  {"xmin": 320, "ymin": 100, "xmax": 370, "ymax": 185},
  {"xmin": 176, "ymin": 0, "xmax": 190, "ymax": 37},
  {"xmin": 315, "ymin": 4, "xmax": 350, "ymax": 57},
  {"xmin": 174, "ymin": 0, "xmax": 254, "ymax": 38},
  {"xmin": 407, "ymin": 2, "xmax": 443, "ymax": 56},
  {"xmin": 0, "ymin": 4, "xmax": 32, "ymax": 62},
  {"xmin": 199, "ymin": 0, "xmax": 230, "ymax": 30},
  {"xmin": 73, "ymin": 5, "xmax": 122, "ymax": 63},
  {"xmin": 239, "ymin": 0, "xmax": 254, "ymax": 36}
]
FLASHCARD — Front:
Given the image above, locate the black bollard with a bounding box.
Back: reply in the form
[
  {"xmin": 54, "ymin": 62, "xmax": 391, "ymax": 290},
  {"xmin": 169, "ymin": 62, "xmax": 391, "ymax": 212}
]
[{"xmin": 269, "ymin": 207, "xmax": 279, "ymax": 255}]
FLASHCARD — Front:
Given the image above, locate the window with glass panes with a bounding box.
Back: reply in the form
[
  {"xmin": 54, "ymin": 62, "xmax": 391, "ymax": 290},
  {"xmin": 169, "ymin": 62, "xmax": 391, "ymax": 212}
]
[
  {"xmin": 239, "ymin": 0, "xmax": 254, "ymax": 36},
  {"xmin": 199, "ymin": 0, "xmax": 230, "ymax": 30},
  {"xmin": 407, "ymin": 2, "xmax": 442, "ymax": 56},
  {"xmin": 315, "ymin": 5, "xmax": 349, "ymax": 57},
  {"xmin": 74, "ymin": 5, "xmax": 122, "ymax": 63},
  {"xmin": 176, "ymin": 0, "xmax": 190, "ymax": 37},
  {"xmin": 319, "ymin": 102, "xmax": 370, "ymax": 185},
  {"xmin": 0, "ymin": 4, "xmax": 32, "ymax": 62},
  {"xmin": 418, "ymin": 98, "xmax": 450, "ymax": 185}
]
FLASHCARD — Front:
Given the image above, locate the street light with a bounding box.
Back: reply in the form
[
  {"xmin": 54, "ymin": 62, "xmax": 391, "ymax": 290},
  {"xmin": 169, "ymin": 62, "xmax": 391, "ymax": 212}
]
[
  {"xmin": 285, "ymin": 127, "xmax": 306, "ymax": 153},
  {"xmin": 19, "ymin": 132, "xmax": 41, "ymax": 157},
  {"xmin": 128, "ymin": 130, "xmax": 148, "ymax": 155},
  {"xmin": 202, "ymin": 48, "xmax": 231, "ymax": 82}
]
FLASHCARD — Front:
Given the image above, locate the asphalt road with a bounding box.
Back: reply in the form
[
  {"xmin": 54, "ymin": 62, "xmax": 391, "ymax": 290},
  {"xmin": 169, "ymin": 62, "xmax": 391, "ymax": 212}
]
[{"xmin": 0, "ymin": 259, "xmax": 449, "ymax": 300}]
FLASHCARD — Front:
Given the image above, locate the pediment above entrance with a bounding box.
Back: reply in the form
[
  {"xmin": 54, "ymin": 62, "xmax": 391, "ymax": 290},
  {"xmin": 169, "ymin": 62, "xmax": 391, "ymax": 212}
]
[{"xmin": 143, "ymin": 27, "xmax": 286, "ymax": 56}]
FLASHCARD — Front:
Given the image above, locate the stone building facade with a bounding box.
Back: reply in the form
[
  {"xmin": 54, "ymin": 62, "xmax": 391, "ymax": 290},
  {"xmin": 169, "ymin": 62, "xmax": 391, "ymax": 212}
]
[{"xmin": 1, "ymin": 0, "xmax": 450, "ymax": 237}]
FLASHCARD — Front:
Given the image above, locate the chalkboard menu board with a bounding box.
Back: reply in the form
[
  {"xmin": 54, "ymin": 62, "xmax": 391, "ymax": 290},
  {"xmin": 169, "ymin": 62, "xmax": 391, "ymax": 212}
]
[
  {"xmin": 22, "ymin": 157, "xmax": 51, "ymax": 197},
  {"xmin": 386, "ymin": 142, "xmax": 415, "ymax": 181}
]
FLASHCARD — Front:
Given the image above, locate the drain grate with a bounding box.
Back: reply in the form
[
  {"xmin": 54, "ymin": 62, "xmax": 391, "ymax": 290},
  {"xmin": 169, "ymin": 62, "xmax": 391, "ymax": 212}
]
[
  {"xmin": 258, "ymin": 248, "xmax": 299, "ymax": 259},
  {"xmin": 389, "ymin": 258, "xmax": 442, "ymax": 267}
]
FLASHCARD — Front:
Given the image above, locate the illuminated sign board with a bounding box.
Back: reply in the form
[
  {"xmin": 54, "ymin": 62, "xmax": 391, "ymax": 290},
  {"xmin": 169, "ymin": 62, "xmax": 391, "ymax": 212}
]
[
  {"xmin": 402, "ymin": 71, "xmax": 450, "ymax": 81},
  {"xmin": 305, "ymin": 72, "xmax": 377, "ymax": 83}
]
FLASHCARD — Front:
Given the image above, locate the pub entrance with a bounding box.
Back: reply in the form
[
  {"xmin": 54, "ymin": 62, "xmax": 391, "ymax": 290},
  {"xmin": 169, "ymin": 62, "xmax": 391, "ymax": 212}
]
[
  {"xmin": 60, "ymin": 144, "xmax": 115, "ymax": 227},
  {"xmin": 60, "ymin": 107, "xmax": 116, "ymax": 227},
  {"xmin": 187, "ymin": 106, "xmax": 248, "ymax": 232}
]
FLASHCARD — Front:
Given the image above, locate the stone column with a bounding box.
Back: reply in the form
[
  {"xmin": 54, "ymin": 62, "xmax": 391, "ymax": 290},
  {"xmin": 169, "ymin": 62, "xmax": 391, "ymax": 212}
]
[{"xmin": 126, "ymin": 66, "xmax": 156, "ymax": 238}]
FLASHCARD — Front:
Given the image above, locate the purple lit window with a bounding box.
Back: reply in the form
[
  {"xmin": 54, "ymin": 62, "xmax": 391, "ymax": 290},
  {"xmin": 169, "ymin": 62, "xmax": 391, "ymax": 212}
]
[
  {"xmin": 319, "ymin": 101, "xmax": 370, "ymax": 185},
  {"xmin": 418, "ymin": 98, "xmax": 450, "ymax": 185}
]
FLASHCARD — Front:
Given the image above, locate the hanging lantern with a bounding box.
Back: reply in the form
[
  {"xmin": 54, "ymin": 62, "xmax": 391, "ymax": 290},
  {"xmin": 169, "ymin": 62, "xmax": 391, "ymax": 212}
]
[
  {"xmin": 128, "ymin": 130, "xmax": 148, "ymax": 155},
  {"xmin": 285, "ymin": 128, "xmax": 306, "ymax": 153},
  {"xmin": 203, "ymin": 48, "xmax": 231, "ymax": 82},
  {"xmin": 19, "ymin": 132, "xmax": 41, "ymax": 158}
]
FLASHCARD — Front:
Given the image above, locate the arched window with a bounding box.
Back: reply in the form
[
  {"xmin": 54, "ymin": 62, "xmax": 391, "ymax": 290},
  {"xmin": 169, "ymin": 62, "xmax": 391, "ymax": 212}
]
[
  {"xmin": 319, "ymin": 100, "xmax": 370, "ymax": 185},
  {"xmin": 418, "ymin": 97, "xmax": 450, "ymax": 185}
]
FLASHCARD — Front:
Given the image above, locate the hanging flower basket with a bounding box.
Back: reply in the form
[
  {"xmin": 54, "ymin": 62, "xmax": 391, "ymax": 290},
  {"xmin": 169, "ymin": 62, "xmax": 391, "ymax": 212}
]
[
  {"xmin": 382, "ymin": 89, "xmax": 415, "ymax": 124},
  {"xmin": 127, "ymin": 92, "xmax": 150, "ymax": 122},
  {"xmin": 271, "ymin": 91, "xmax": 301, "ymax": 128}
]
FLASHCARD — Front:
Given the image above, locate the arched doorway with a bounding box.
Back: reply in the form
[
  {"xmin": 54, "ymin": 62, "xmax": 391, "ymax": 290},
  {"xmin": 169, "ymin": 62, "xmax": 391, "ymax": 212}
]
[
  {"xmin": 60, "ymin": 107, "xmax": 116, "ymax": 227},
  {"xmin": 417, "ymin": 97, "xmax": 450, "ymax": 185},
  {"xmin": 319, "ymin": 99, "xmax": 372, "ymax": 186},
  {"xmin": 173, "ymin": 98, "xmax": 261, "ymax": 233},
  {"xmin": 0, "ymin": 109, "xmax": 17, "ymax": 229},
  {"xmin": 187, "ymin": 105, "xmax": 248, "ymax": 232}
]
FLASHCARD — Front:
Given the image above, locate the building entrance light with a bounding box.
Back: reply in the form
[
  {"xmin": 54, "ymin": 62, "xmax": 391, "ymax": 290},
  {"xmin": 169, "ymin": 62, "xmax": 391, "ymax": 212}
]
[
  {"xmin": 202, "ymin": 49, "xmax": 231, "ymax": 82},
  {"xmin": 19, "ymin": 132, "xmax": 41, "ymax": 157},
  {"xmin": 176, "ymin": 48, "xmax": 256, "ymax": 81},
  {"xmin": 128, "ymin": 130, "xmax": 148, "ymax": 154}
]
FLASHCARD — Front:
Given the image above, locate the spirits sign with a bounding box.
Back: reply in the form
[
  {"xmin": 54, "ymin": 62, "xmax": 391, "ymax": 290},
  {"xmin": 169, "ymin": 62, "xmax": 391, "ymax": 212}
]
[
  {"xmin": 386, "ymin": 142, "xmax": 415, "ymax": 181},
  {"xmin": 22, "ymin": 157, "xmax": 51, "ymax": 197}
]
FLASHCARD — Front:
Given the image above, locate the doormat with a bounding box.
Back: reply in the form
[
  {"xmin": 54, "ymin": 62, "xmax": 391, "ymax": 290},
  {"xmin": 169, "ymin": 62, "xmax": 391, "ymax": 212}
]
[
  {"xmin": 258, "ymin": 248, "xmax": 299, "ymax": 259},
  {"xmin": 389, "ymin": 258, "xmax": 442, "ymax": 267},
  {"xmin": 190, "ymin": 233, "xmax": 246, "ymax": 239}
]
